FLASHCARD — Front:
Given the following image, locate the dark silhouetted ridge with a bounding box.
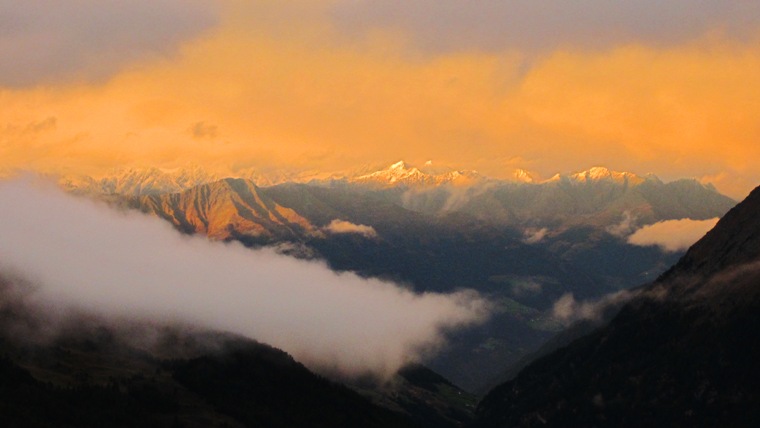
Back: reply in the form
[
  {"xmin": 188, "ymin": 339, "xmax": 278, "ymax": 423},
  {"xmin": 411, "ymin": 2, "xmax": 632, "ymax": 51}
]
[
  {"xmin": 475, "ymin": 185, "xmax": 760, "ymax": 428},
  {"xmin": 660, "ymin": 185, "xmax": 760, "ymax": 282}
]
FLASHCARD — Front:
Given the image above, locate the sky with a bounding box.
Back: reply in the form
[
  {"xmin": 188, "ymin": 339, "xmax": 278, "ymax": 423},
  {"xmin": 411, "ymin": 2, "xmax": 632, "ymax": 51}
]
[{"xmin": 1, "ymin": 0, "xmax": 759, "ymax": 198}]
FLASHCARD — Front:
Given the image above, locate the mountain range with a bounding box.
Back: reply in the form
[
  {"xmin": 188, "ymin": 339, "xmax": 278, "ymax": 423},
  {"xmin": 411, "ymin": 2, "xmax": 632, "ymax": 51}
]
[
  {"xmin": 1, "ymin": 166, "xmax": 759, "ymax": 425},
  {"xmin": 54, "ymin": 163, "xmax": 736, "ymax": 392},
  {"xmin": 64, "ymin": 162, "xmax": 735, "ymax": 231},
  {"xmin": 474, "ymin": 185, "xmax": 760, "ymax": 427}
]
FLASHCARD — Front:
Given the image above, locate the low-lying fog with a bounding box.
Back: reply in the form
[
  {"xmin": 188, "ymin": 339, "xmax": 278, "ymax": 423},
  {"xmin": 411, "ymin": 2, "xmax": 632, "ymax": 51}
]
[{"xmin": 0, "ymin": 179, "xmax": 490, "ymax": 378}]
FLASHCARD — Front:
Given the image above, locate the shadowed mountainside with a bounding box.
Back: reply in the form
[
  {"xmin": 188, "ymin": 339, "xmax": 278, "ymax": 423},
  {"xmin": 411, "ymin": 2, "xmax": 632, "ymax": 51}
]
[
  {"xmin": 474, "ymin": 185, "xmax": 760, "ymax": 427},
  {"xmin": 0, "ymin": 274, "xmax": 477, "ymax": 427}
]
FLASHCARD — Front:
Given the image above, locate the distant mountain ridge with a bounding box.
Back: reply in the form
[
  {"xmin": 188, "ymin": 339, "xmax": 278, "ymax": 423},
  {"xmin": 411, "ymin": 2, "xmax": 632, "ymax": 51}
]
[
  {"xmin": 60, "ymin": 165, "xmax": 220, "ymax": 196},
  {"xmin": 343, "ymin": 164, "xmax": 734, "ymax": 230},
  {"xmin": 351, "ymin": 161, "xmax": 484, "ymax": 187},
  {"xmin": 62, "ymin": 163, "xmax": 735, "ymax": 232},
  {"xmin": 562, "ymin": 166, "xmax": 646, "ymax": 185},
  {"xmin": 58, "ymin": 161, "xmax": 714, "ymax": 193},
  {"xmin": 126, "ymin": 172, "xmax": 734, "ymax": 243}
]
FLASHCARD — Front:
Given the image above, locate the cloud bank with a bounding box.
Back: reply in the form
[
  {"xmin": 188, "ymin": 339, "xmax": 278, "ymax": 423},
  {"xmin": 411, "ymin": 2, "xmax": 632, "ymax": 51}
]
[
  {"xmin": 331, "ymin": 0, "xmax": 760, "ymax": 53},
  {"xmin": 0, "ymin": 179, "xmax": 489, "ymax": 378},
  {"xmin": 628, "ymin": 218, "xmax": 719, "ymax": 252},
  {"xmin": 324, "ymin": 219, "xmax": 378, "ymax": 239},
  {"xmin": 0, "ymin": 0, "xmax": 218, "ymax": 86}
]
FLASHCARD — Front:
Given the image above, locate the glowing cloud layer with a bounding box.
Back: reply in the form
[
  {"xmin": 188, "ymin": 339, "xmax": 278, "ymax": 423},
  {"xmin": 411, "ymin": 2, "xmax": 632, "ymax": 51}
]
[
  {"xmin": 0, "ymin": 179, "xmax": 489, "ymax": 378},
  {"xmin": 0, "ymin": 1, "xmax": 757, "ymax": 198},
  {"xmin": 628, "ymin": 218, "xmax": 720, "ymax": 252}
]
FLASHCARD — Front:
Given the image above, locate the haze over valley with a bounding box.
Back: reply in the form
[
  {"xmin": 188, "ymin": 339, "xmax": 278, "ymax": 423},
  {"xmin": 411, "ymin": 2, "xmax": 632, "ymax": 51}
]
[{"xmin": 0, "ymin": 162, "xmax": 737, "ymax": 391}]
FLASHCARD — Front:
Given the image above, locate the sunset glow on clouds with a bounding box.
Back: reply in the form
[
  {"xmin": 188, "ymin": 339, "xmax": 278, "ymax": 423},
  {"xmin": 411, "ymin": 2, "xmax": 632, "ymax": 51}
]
[{"xmin": 1, "ymin": 1, "xmax": 759, "ymax": 198}]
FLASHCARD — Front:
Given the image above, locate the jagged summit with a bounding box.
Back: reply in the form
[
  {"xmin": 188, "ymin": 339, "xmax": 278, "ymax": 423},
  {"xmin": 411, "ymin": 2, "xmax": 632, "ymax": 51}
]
[
  {"xmin": 390, "ymin": 160, "xmax": 408, "ymax": 170},
  {"xmin": 59, "ymin": 164, "xmax": 295, "ymax": 196},
  {"xmin": 512, "ymin": 168, "xmax": 535, "ymax": 183},
  {"xmin": 545, "ymin": 166, "xmax": 649, "ymax": 185},
  {"xmin": 351, "ymin": 160, "xmax": 481, "ymax": 187},
  {"xmin": 576, "ymin": 166, "xmax": 645, "ymax": 185},
  {"xmin": 59, "ymin": 165, "xmax": 220, "ymax": 196},
  {"xmin": 353, "ymin": 161, "xmax": 427, "ymax": 185}
]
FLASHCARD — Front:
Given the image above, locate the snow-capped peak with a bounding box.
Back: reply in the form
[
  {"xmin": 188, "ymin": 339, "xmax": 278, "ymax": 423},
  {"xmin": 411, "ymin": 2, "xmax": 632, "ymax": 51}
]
[
  {"xmin": 568, "ymin": 166, "xmax": 644, "ymax": 185},
  {"xmin": 575, "ymin": 166, "xmax": 616, "ymax": 181},
  {"xmin": 352, "ymin": 161, "xmax": 481, "ymax": 187},
  {"xmin": 545, "ymin": 166, "xmax": 646, "ymax": 184},
  {"xmin": 59, "ymin": 165, "xmax": 221, "ymax": 197},
  {"xmin": 389, "ymin": 160, "xmax": 409, "ymax": 170},
  {"xmin": 540, "ymin": 166, "xmax": 650, "ymax": 185},
  {"xmin": 512, "ymin": 168, "xmax": 535, "ymax": 183},
  {"xmin": 354, "ymin": 161, "xmax": 425, "ymax": 184}
]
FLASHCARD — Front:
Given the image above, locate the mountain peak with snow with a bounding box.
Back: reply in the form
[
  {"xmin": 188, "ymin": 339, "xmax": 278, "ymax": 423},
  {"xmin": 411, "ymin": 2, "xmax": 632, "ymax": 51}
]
[
  {"xmin": 537, "ymin": 166, "xmax": 650, "ymax": 186},
  {"xmin": 352, "ymin": 161, "xmax": 482, "ymax": 187},
  {"xmin": 570, "ymin": 166, "xmax": 644, "ymax": 184},
  {"xmin": 389, "ymin": 160, "xmax": 409, "ymax": 170},
  {"xmin": 354, "ymin": 160, "xmax": 426, "ymax": 185},
  {"xmin": 512, "ymin": 168, "xmax": 535, "ymax": 183}
]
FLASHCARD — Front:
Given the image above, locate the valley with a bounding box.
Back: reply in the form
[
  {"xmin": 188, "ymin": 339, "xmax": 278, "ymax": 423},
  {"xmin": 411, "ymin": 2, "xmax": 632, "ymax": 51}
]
[
  {"xmin": 1, "ymin": 165, "xmax": 757, "ymax": 427},
  {"xmin": 61, "ymin": 163, "xmax": 735, "ymax": 391}
]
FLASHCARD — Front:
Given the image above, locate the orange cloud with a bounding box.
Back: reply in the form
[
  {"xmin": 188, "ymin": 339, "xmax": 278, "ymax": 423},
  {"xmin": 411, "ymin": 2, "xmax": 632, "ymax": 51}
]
[
  {"xmin": 0, "ymin": 2, "xmax": 758, "ymax": 198},
  {"xmin": 515, "ymin": 42, "xmax": 760, "ymax": 179},
  {"xmin": 324, "ymin": 220, "xmax": 378, "ymax": 239}
]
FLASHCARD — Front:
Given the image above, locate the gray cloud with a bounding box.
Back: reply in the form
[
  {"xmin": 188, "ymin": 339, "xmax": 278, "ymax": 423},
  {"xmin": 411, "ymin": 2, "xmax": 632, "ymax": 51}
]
[
  {"xmin": 0, "ymin": 0, "xmax": 218, "ymax": 87},
  {"xmin": 0, "ymin": 179, "xmax": 489, "ymax": 378},
  {"xmin": 330, "ymin": 0, "xmax": 760, "ymax": 53}
]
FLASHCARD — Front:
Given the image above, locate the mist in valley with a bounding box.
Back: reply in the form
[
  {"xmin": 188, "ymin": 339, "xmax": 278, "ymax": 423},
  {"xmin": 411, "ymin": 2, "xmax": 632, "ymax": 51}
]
[{"xmin": 0, "ymin": 179, "xmax": 491, "ymax": 379}]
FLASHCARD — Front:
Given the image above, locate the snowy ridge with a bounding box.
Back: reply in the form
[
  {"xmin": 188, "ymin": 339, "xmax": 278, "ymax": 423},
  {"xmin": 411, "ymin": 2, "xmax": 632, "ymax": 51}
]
[
  {"xmin": 545, "ymin": 166, "xmax": 649, "ymax": 185},
  {"xmin": 60, "ymin": 165, "xmax": 220, "ymax": 197},
  {"xmin": 352, "ymin": 161, "xmax": 482, "ymax": 187},
  {"xmin": 57, "ymin": 162, "xmax": 683, "ymax": 196},
  {"xmin": 569, "ymin": 166, "xmax": 645, "ymax": 184}
]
